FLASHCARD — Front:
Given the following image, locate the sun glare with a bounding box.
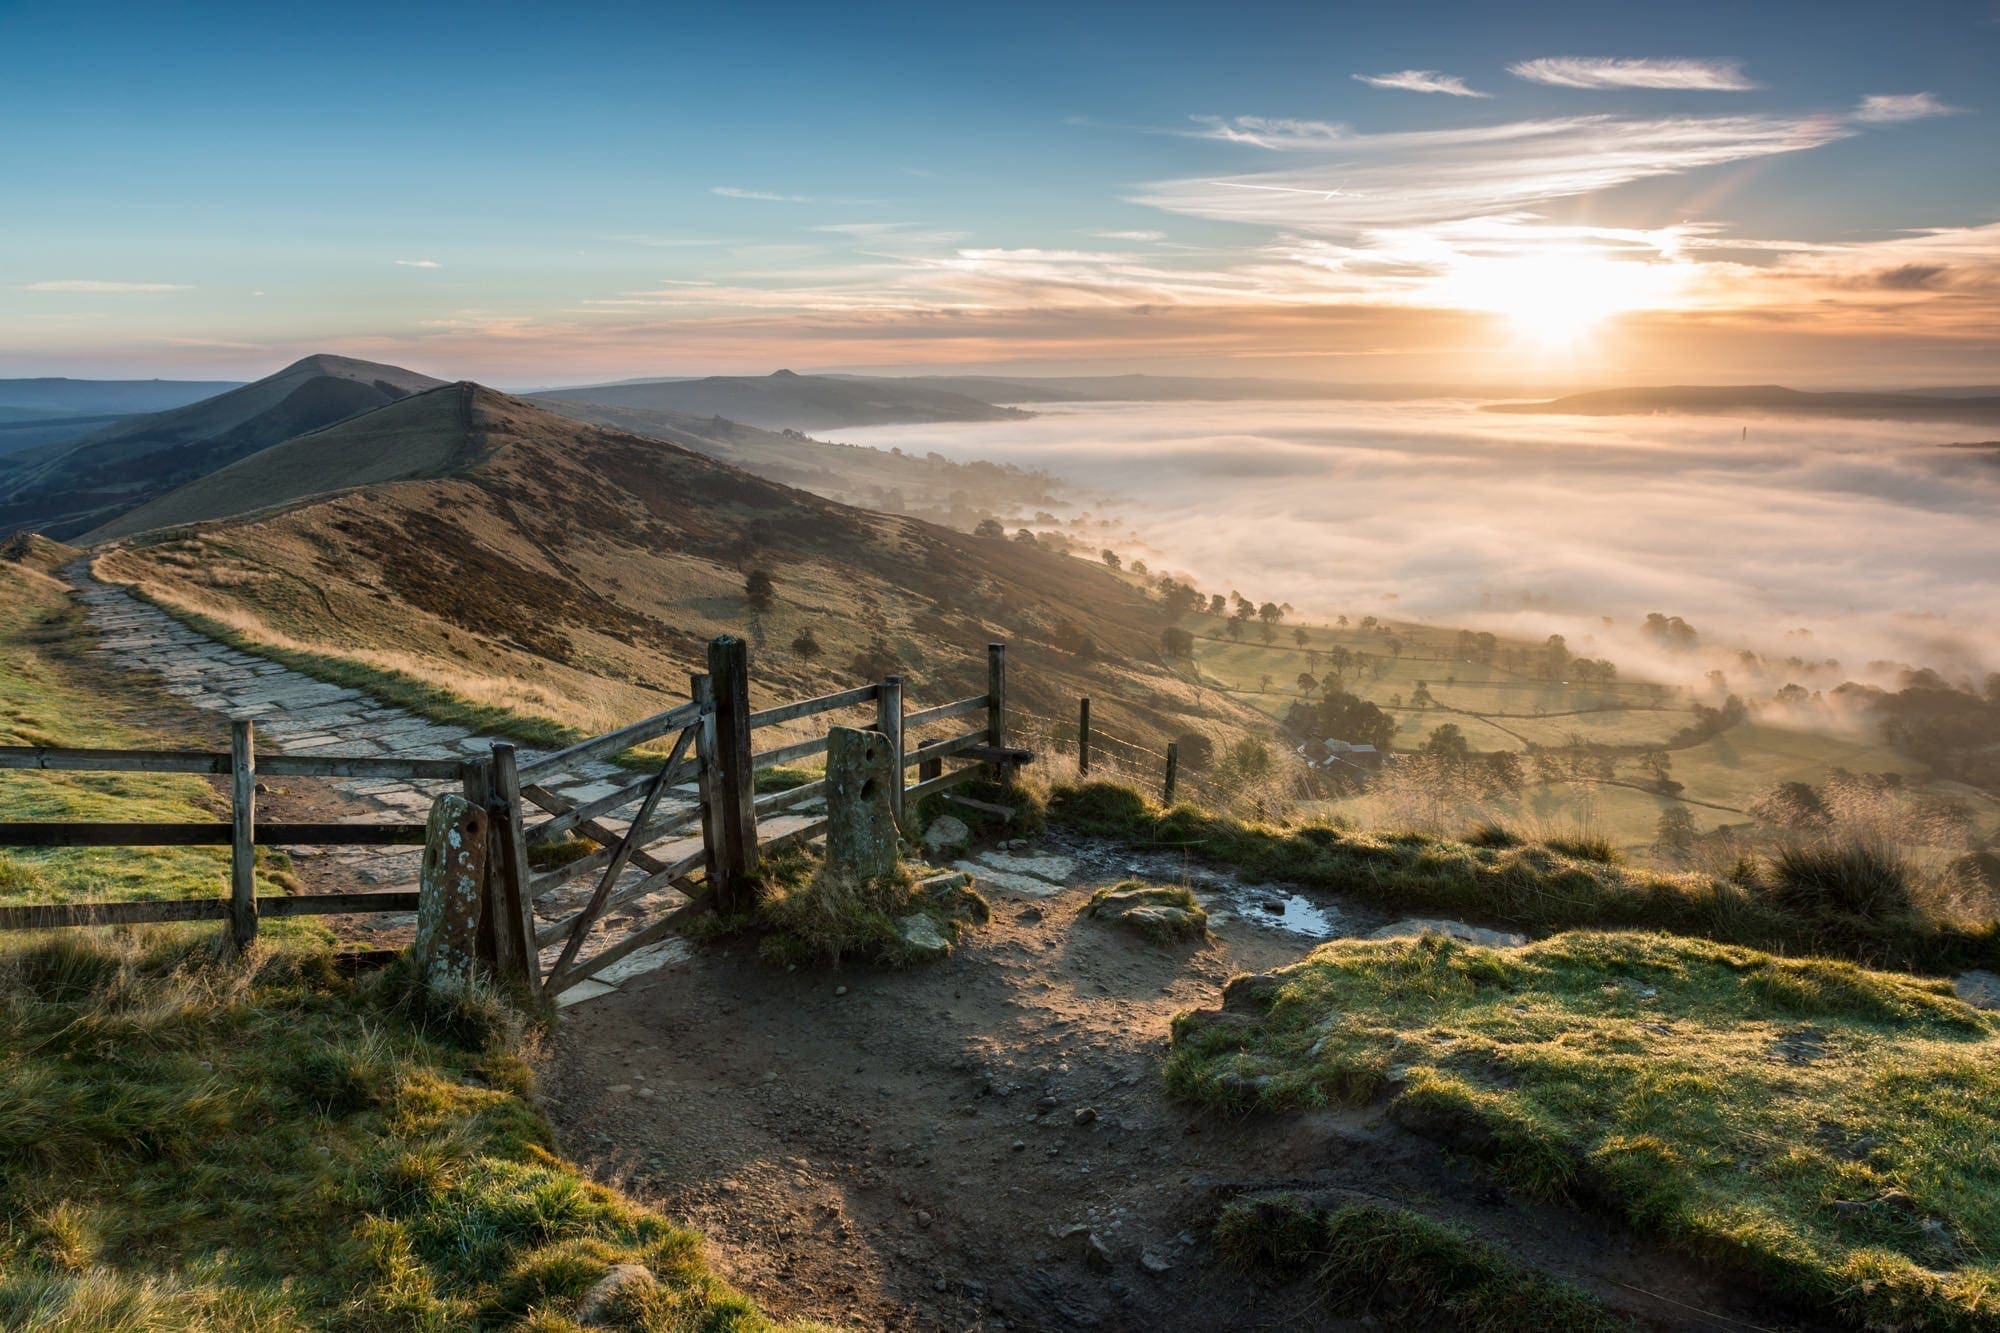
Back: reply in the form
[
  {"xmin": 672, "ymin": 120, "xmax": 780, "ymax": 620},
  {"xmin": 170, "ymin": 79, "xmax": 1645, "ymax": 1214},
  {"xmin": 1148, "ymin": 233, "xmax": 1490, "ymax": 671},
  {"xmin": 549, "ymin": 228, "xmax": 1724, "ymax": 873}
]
[{"xmin": 1435, "ymin": 251, "xmax": 1686, "ymax": 346}]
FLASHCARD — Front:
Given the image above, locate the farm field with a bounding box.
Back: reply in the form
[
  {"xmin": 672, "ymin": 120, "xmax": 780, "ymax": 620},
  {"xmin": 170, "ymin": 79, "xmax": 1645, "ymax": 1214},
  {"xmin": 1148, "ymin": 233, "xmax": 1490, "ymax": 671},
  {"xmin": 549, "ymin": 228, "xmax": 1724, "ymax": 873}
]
[{"xmin": 1171, "ymin": 611, "xmax": 1991, "ymax": 857}]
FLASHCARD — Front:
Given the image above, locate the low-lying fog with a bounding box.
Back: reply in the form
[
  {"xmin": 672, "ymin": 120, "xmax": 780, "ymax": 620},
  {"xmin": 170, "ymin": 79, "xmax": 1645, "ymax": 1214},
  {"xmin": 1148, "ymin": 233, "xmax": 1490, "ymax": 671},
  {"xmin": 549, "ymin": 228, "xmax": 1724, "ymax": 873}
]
[{"xmin": 834, "ymin": 400, "xmax": 2000, "ymax": 687}]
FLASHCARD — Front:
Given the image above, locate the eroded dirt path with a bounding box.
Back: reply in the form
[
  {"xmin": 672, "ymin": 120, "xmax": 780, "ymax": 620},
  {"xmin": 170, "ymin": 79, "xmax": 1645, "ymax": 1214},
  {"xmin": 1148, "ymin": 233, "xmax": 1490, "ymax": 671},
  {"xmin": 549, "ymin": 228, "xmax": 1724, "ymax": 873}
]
[{"xmin": 549, "ymin": 848, "xmax": 1795, "ymax": 1332}]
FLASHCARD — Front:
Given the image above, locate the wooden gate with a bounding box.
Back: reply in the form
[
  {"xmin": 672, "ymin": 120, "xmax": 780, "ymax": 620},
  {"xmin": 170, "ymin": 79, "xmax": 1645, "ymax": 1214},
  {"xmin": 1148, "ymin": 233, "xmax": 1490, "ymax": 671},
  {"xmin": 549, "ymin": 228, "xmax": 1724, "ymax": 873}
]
[{"xmin": 496, "ymin": 637, "xmax": 1012, "ymax": 1002}]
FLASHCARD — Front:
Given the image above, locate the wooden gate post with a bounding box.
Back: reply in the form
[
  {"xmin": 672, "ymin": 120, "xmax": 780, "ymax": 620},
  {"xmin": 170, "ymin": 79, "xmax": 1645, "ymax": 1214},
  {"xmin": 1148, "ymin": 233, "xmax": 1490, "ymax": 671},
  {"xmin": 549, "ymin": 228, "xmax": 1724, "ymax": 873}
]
[
  {"xmin": 488, "ymin": 743, "xmax": 544, "ymax": 1004},
  {"xmin": 228, "ymin": 718, "xmax": 257, "ymax": 951},
  {"xmin": 461, "ymin": 756, "xmax": 504, "ymax": 972},
  {"xmin": 986, "ymin": 642, "xmax": 1007, "ymax": 779},
  {"xmin": 1163, "ymin": 742, "xmax": 1179, "ymax": 806},
  {"xmin": 707, "ymin": 635, "xmax": 759, "ymax": 907},
  {"xmin": 876, "ymin": 674, "xmax": 904, "ymax": 823},
  {"xmin": 1077, "ymin": 697, "xmax": 1091, "ymax": 777},
  {"xmin": 916, "ymin": 737, "xmax": 942, "ymax": 784},
  {"xmin": 690, "ymin": 671, "xmax": 730, "ymax": 909}
]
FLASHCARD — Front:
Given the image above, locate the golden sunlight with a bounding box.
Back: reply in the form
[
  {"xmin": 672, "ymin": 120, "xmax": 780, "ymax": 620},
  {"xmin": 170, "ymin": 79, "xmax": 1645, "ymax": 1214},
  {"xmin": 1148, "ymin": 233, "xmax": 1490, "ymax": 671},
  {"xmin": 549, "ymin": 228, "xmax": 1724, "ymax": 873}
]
[{"xmin": 1433, "ymin": 251, "xmax": 1688, "ymax": 345}]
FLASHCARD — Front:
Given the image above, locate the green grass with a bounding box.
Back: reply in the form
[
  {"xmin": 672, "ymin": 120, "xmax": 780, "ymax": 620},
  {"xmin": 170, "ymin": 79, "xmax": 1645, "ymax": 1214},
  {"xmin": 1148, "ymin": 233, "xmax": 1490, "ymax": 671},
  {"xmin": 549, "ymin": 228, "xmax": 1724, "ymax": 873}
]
[
  {"xmin": 702, "ymin": 847, "xmax": 991, "ymax": 968},
  {"xmin": 121, "ymin": 586, "xmax": 586, "ymax": 753},
  {"xmin": 0, "ymin": 932, "xmax": 807, "ymax": 1330},
  {"xmin": 1048, "ymin": 781, "xmax": 1999, "ymax": 972},
  {"xmin": 0, "ymin": 564, "xmax": 308, "ymax": 917},
  {"xmin": 1170, "ymin": 931, "xmax": 2000, "ymax": 1329},
  {"xmin": 1213, "ymin": 1194, "xmax": 1627, "ymax": 1331}
]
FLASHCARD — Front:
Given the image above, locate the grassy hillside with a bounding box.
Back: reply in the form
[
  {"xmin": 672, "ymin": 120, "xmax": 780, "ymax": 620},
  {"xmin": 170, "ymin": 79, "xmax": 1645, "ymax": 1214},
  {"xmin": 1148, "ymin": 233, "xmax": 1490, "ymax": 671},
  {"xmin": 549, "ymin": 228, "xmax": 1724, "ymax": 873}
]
[
  {"xmin": 533, "ymin": 395, "xmax": 1064, "ymax": 527},
  {"xmin": 0, "ymin": 556, "xmax": 801, "ymax": 1329},
  {"xmin": 537, "ymin": 368, "xmax": 1028, "ymax": 431},
  {"xmin": 1168, "ymin": 931, "xmax": 2000, "ymax": 1329},
  {"xmin": 93, "ymin": 386, "xmax": 1266, "ymax": 754},
  {"xmin": 0, "ymin": 355, "xmax": 444, "ymax": 541}
]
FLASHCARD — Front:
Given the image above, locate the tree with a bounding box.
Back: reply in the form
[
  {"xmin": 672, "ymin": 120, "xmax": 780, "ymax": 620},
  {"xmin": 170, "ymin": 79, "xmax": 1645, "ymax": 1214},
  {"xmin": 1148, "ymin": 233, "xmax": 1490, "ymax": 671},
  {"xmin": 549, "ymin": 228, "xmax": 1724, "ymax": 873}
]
[
  {"xmin": 1410, "ymin": 681, "xmax": 1435, "ymax": 708},
  {"xmin": 1653, "ymin": 806, "xmax": 1697, "ymax": 865},
  {"xmin": 1306, "ymin": 648, "xmax": 1322, "ymax": 674},
  {"xmin": 1423, "ymin": 722, "xmax": 1470, "ymax": 762},
  {"xmin": 1161, "ymin": 627, "xmax": 1195, "ymax": 658},
  {"xmin": 1208, "ymin": 593, "xmax": 1226, "ymax": 616},
  {"xmin": 1100, "ymin": 549, "xmax": 1121, "ymax": 570},
  {"xmin": 1171, "ymin": 731, "xmax": 1215, "ymax": 771},
  {"xmin": 1131, "ymin": 559, "xmax": 1148, "ymax": 576},
  {"xmin": 1258, "ymin": 621, "xmax": 1276, "ymax": 645},
  {"xmin": 1225, "ymin": 619, "xmax": 1243, "ymax": 642},
  {"xmin": 1297, "ymin": 671, "xmax": 1318, "ymax": 695},
  {"xmin": 790, "ymin": 627, "xmax": 822, "ymax": 658},
  {"xmin": 1336, "ymin": 615, "xmax": 1349, "ymax": 627},
  {"xmin": 1258, "ymin": 673, "xmax": 1273, "ymax": 693},
  {"xmin": 1013, "ymin": 527, "xmax": 1037, "ymax": 544},
  {"xmin": 744, "ymin": 569, "xmax": 775, "ymax": 611},
  {"xmin": 1313, "ymin": 689, "xmax": 1397, "ymax": 750},
  {"xmin": 1293, "ymin": 627, "xmax": 1309, "ymax": 649},
  {"xmin": 1258, "ymin": 601, "xmax": 1282, "ymax": 627},
  {"xmin": 974, "ymin": 518, "xmax": 1005, "ymax": 538}
]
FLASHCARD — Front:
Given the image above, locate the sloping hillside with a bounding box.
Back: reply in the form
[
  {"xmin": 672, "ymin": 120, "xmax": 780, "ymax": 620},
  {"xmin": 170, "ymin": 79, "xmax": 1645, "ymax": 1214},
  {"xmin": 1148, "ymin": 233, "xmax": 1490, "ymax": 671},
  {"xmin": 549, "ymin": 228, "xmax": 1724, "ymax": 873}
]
[
  {"xmin": 0, "ymin": 375, "xmax": 243, "ymax": 415},
  {"xmin": 0, "ymin": 355, "xmax": 444, "ymax": 539},
  {"xmin": 93, "ymin": 385, "xmax": 1258, "ymax": 752},
  {"xmin": 537, "ymin": 368, "xmax": 1030, "ymax": 431},
  {"xmin": 534, "ymin": 394, "xmax": 1063, "ymax": 522}
]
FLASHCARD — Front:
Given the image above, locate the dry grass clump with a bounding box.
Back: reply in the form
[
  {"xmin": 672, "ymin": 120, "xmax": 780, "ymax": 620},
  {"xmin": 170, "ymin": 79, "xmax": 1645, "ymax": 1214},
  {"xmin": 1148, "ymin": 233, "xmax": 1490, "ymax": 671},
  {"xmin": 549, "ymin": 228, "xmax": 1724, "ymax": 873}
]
[{"xmin": 737, "ymin": 848, "xmax": 990, "ymax": 968}]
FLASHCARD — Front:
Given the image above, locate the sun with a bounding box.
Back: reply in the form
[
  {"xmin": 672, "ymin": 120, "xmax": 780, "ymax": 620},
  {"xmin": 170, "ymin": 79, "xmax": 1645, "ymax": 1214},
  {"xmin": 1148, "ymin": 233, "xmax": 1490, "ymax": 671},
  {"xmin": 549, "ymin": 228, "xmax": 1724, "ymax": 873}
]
[{"xmin": 1434, "ymin": 250, "xmax": 1686, "ymax": 346}]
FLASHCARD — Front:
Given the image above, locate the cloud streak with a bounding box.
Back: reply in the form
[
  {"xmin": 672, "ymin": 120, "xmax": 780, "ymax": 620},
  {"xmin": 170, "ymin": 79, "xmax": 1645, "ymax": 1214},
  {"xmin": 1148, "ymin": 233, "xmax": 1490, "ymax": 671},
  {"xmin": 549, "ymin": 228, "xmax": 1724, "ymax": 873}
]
[
  {"xmin": 394, "ymin": 259, "xmax": 441, "ymax": 268},
  {"xmin": 1508, "ymin": 57, "xmax": 1758, "ymax": 91},
  {"xmin": 1353, "ymin": 69, "xmax": 1490, "ymax": 98},
  {"xmin": 1853, "ymin": 92, "xmax": 1958, "ymax": 123},
  {"xmin": 21, "ymin": 279, "xmax": 190, "ymax": 293},
  {"xmin": 712, "ymin": 185, "xmax": 814, "ymax": 202}
]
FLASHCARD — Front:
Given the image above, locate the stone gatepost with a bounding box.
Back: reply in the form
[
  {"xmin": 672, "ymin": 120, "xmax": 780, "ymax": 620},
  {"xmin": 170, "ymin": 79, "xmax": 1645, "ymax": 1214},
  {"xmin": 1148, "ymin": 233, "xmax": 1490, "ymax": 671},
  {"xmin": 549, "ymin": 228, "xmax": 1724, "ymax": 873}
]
[
  {"xmin": 411, "ymin": 792, "xmax": 490, "ymax": 989},
  {"xmin": 822, "ymin": 725, "xmax": 900, "ymax": 882}
]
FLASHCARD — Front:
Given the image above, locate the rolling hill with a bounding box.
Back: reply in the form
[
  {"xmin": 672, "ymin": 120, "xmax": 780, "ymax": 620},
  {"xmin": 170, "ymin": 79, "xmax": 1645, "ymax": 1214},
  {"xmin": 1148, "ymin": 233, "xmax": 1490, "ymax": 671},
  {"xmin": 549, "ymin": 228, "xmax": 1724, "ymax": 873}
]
[
  {"xmin": 531, "ymin": 395, "xmax": 1064, "ymax": 522},
  {"xmin": 535, "ymin": 368, "xmax": 1031, "ymax": 431},
  {"xmin": 1484, "ymin": 384, "xmax": 2000, "ymax": 423},
  {"xmin": 0, "ymin": 355, "xmax": 444, "ymax": 539},
  {"xmin": 92, "ymin": 384, "xmax": 1259, "ymax": 755}
]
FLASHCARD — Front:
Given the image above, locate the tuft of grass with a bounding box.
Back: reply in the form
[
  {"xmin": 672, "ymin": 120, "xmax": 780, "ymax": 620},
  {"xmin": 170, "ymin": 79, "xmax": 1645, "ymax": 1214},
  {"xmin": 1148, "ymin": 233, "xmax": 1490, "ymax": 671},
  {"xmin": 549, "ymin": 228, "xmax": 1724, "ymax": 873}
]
[
  {"xmin": 0, "ymin": 930, "xmax": 806, "ymax": 1330},
  {"xmin": 732, "ymin": 847, "xmax": 990, "ymax": 968},
  {"xmin": 913, "ymin": 776, "xmax": 1046, "ymax": 843},
  {"xmin": 752, "ymin": 765, "xmax": 818, "ymax": 794},
  {"xmin": 1169, "ymin": 929, "xmax": 2000, "ymax": 1329},
  {"xmin": 1081, "ymin": 881, "xmax": 1209, "ymax": 943},
  {"xmin": 1465, "ymin": 821, "xmax": 1523, "ymax": 849},
  {"xmin": 1213, "ymin": 1194, "xmax": 1627, "ymax": 1331},
  {"xmin": 1541, "ymin": 832, "xmax": 1621, "ymax": 864},
  {"xmin": 527, "ymin": 833, "xmax": 598, "ymax": 873},
  {"xmin": 1046, "ymin": 779, "xmax": 1999, "ymax": 973}
]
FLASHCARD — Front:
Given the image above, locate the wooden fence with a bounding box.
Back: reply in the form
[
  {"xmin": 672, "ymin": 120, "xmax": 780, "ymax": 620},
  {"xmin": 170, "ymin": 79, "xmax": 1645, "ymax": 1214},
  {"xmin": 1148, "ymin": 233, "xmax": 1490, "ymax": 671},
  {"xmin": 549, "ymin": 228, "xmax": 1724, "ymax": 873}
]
[{"xmin": 0, "ymin": 636, "xmax": 1020, "ymax": 1004}]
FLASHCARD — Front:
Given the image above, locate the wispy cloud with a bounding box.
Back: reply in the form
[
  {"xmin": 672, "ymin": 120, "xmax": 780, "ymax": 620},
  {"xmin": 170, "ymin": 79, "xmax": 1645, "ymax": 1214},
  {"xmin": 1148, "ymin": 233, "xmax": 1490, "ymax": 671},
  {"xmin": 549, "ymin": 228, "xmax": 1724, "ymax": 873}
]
[
  {"xmin": 1853, "ymin": 92, "xmax": 1959, "ymax": 123},
  {"xmin": 1509, "ymin": 57, "xmax": 1758, "ymax": 91},
  {"xmin": 1141, "ymin": 114, "xmax": 1850, "ymax": 231},
  {"xmin": 1353, "ymin": 69, "xmax": 1490, "ymax": 98},
  {"xmin": 1183, "ymin": 115, "xmax": 1347, "ymax": 149},
  {"xmin": 394, "ymin": 259, "xmax": 441, "ymax": 268},
  {"xmin": 712, "ymin": 185, "xmax": 814, "ymax": 202},
  {"xmin": 1092, "ymin": 229, "xmax": 1167, "ymax": 241},
  {"xmin": 20, "ymin": 279, "xmax": 189, "ymax": 293}
]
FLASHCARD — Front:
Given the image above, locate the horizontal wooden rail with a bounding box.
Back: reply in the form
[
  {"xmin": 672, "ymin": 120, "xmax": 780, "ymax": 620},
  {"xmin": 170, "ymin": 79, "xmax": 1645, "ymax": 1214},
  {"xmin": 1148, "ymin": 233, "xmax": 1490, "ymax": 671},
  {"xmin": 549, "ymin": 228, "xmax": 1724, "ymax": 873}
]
[
  {"xmin": 522, "ymin": 758, "xmax": 701, "ymax": 846},
  {"xmin": 901, "ymin": 695, "xmax": 987, "ymax": 730},
  {"xmin": 0, "ymin": 890, "xmax": 421, "ymax": 931},
  {"xmin": 753, "ymin": 777, "xmax": 825, "ymax": 814},
  {"xmin": 0, "ymin": 745, "xmax": 466, "ymax": 782},
  {"xmin": 750, "ymin": 734, "xmax": 829, "ymax": 771},
  {"xmin": 0, "ymin": 821, "xmax": 428, "ymax": 848},
  {"xmin": 515, "ymin": 700, "xmax": 703, "ymax": 782},
  {"xmin": 551, "ymin": 892, "xmax": 714, "ymax": 991},
  {"xmin": 747, "ymin": 683, "xmax": 878, "ymax": 730},
  {"xmin": 761, "ymin": 817, "xmax": 829, "ymax": 853},
  {"xmin": 905, "ymin": 764, "xmax": 983, "ymax": 804},
  {"xmin": 901, "ymin": 729, "xmax": 985, "ymax": 768}
]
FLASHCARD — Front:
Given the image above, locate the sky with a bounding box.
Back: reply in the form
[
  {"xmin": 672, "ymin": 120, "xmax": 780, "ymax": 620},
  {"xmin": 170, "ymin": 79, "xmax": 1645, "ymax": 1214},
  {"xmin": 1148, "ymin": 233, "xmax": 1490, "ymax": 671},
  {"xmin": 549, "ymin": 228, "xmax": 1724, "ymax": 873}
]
[{"xmin": 1, "ymin": 0, "xmax": 1996, "ymax": 385}]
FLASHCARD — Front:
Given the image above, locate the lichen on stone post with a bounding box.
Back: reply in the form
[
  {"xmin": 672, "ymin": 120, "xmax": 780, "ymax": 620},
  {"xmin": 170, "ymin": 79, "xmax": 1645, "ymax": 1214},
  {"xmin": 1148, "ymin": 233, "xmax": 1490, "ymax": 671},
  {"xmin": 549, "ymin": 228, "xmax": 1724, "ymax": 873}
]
[
  {"xmin": 822, "ymin": 724, "xmax": 901, "ymax": 883},
  {"xmin": 411, "ymin": 792, "xmax": 490, "ymax": 991}
]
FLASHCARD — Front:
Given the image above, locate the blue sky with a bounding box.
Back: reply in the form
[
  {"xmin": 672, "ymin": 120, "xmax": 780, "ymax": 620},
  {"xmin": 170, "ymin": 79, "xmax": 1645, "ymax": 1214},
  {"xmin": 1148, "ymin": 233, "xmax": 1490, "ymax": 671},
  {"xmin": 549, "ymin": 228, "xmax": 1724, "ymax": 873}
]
[{"xmin": 2, "ymin": 0, "xmax": 1995, "ymax": 384}]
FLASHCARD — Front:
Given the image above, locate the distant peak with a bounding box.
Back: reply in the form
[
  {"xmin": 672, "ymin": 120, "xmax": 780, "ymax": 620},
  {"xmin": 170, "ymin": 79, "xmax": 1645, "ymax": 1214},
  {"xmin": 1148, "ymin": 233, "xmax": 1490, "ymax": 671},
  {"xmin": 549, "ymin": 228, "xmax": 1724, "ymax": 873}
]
[{"xmin": 769, "ymin": 368, "xmax": 800, "ymax": 379}]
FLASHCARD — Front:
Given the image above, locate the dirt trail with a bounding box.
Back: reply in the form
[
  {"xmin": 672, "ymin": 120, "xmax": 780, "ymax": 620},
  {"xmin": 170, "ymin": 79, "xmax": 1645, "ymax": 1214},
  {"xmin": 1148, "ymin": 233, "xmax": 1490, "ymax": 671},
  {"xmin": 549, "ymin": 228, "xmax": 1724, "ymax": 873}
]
[{"xmin": 549, "ymin": 842, "xmax": 1795, "ymax": 1332}]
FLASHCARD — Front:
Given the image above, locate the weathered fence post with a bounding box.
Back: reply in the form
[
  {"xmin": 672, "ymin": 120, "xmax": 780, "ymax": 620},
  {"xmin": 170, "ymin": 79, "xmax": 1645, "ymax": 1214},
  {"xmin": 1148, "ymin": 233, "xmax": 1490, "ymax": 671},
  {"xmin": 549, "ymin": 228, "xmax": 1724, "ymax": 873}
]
[
  {"xmin": 916, "ymin": 737, "xmax": 942, "ymax": 785},
  {"xmin": 985, "ymin": 642, "xmax": 1006, "ymax": 780},
  {"xmin": 412, "ymin": 793, "xmax": 488, "ymax": 991},
  {"xmin": 708, "ymin": 636, "xmax": 759, "ymax": 905},
  {"xmin": 1163, "ymin": 741, "xmax": 1179, "ymax": 806},
  {"xmin": 488, "ymin": 743, "xmax": 544, "ymax": 1004},
  {"xmin": 1077, "ymin": 697, "xmax": 1091, "ymax": 777},
  {"xmin": 228, "ymin": 718, "xmax": 257, "ymax": 951},
  {"xmin": 876, "ymin": 674, "xmax": 905, "ymax": 824},
  {"xmin": 691, "ymin": 671, "xmax": 729, "ymax": 911},
  {"xmin": 462, "ymin": 756, "xmax": 505, "ymax": 972}
]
